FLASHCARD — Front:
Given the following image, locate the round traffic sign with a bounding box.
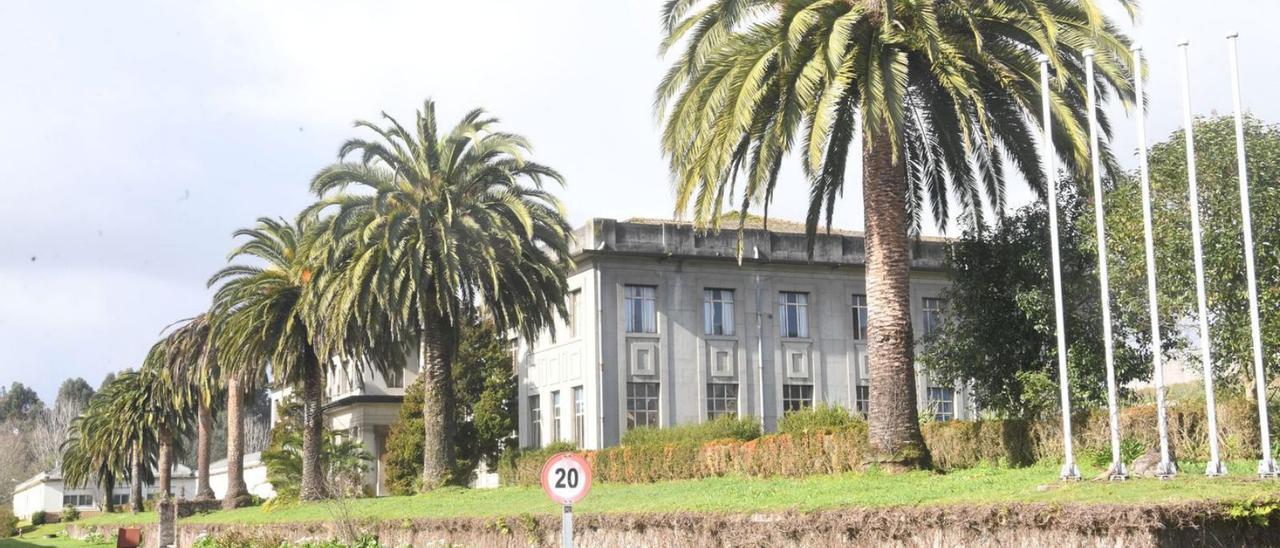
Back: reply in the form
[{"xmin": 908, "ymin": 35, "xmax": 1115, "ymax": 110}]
[{"xmin": 540, "ymin": 452, "xmax": 592, "ymax": 504}]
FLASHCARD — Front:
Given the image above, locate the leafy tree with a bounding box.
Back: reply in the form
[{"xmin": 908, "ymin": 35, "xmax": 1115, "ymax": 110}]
[
  {"xmin": 1106, "ymin": 115, "xmax": 1280, "ymax": 391},
  {"xmin": 919, "ymin": 188, "xmax": 1149, "ymax": 418},
  {"xmin": 0, "ymin": 382, "xmax": 44, "ymax": 424},
  {"xmin": 209, "ymin": 215, "xmax": 331, "ymax": 502},
  {"xmin": 383, "ymin": 320, "xmax": 517, "ymax": 494},
  {"xmin": 261, "ymin": 397, "xmax": 371, "ymax": 503},
  {"xmin": 55, "ymin": 378, "xmax": 94, "ymax": 410},
  {"xmin": 146, "ymin": 314, "xmax": 220, "ymax": 500},
  {"xmin": 309, "ymin": 100, "xmax": 572, "ymax": 489},
  {"xmin": 655, "ymin": 0, "xmax": 1136, "ymax": 468}
]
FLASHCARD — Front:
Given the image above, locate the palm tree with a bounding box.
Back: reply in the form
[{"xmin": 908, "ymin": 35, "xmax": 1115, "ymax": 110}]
[
  {"xmin": 137, "ymin": 351, "xmax": 195, "ymax": 498},
  {"xmin": 209, "ymin": 215, "xmax": 329, "ymax": 501},
  {"xmin": 61, "ymin": 371, "xmax": 155, "ymax": 514},
  {"xmin": 657, "ymin": 0, "xmax": 1136, "ymax": 468},
  {"xmin": 149, "ymin": 314, "xmax": 220, "ymax": 500},
  {"xmin": 309, "ymin": 100, "xmax": 573, "ymax": 489}
]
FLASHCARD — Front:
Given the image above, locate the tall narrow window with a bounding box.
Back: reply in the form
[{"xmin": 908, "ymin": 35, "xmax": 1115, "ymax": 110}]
[
  {"xmin": 624, "ymin": 285, "xmax": 657, "ymax": 333},
  {"xmin": 528, "ymin": 395, "xmax": 542, "ymax": 448},
  {"xmin": 566, "ymin": 290, "xmax": 581, "ymax": 338},
  {"xmin": 851, "ymin": 294, "xmax": 868, "ymax": 340},
  {"xmin": 706, "ymin": 383, "xmax": 739, "ymax": 419},
  {"xmin": 703, "ymin": 289, "xmax": 735, "ymax": 336},
  {"xmin": 855, "ymin": 385, "xmax": 869, "ymax": 419},
  {"xmin": 922, "ymin": 297, "xmax": 945, "ymax": 336},
  {"xmin": 572, "ymin": 386, "xmax": 585, "ymax": 448},
  {"xmin": 778, "ymin": 292, "xmax": 809, "ymax": 338},
  {"xmin": 551, "ymin": 391, "xmax": 563, "ymax": 442},
  {"xmin": 927, "ymin": 387, "xmax": 955, "ymax": 421},
  {"xmin": 626, "ymin": 382, "xmax": 659, "ymax": 429},
  {"xmin": 782, "ymin": 384, "xmax": 813, "ymax": 413}
]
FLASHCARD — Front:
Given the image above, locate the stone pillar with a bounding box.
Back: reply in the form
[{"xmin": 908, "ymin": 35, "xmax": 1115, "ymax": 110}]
[{"xmin": 157, "ymin": 499, "xmax": 177, "ymax": 547}]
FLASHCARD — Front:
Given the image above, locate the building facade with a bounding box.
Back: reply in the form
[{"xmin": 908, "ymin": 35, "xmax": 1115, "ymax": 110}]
[
  {"xmin": 11, "ymin": 465, "xmax": 197, "ymax": 520},
  {"xmin": 516, "ymin": 218, "xmax": 973, "ymax": 451}
]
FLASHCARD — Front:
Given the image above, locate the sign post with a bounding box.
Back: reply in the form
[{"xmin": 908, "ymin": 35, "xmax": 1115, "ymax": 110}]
[{"xmin": 541, "ymin": 452, "xmax": 593, "ymax": 547}]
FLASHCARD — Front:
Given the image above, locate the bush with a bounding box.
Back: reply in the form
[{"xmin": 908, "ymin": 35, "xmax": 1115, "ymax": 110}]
[
  {"xmin": 61, "ymin": 504, "xmax": 80, "ymax": 522},
  {"xmin": 0, "ymin": 507, "xmax": 17, "ymax": 538},
  {"xmin": 921, "ymin": 419, "xmax": 1034, "ymax": 470},
  {"xmin": 778, "ymin": 404, "xmax": 863, "ymax": 434},
  {"xmin": 621, "ymin": 415, "xmax": 761, "ymax": 446},
  {"xmin": 30, "ymin": 510, "xmax": 47, "ymax": 526}
]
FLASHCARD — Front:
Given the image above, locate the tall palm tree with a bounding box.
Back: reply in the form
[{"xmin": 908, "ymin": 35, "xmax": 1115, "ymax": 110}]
[
  {"xmin": 309, "ymin": 100, "xmax": 573, "ymax": 489},
  {"xmin": 657, "ymin": 0, "xmax": 1136, "ymax": 468},
  {"xmin": 149, "ymin": 314, "xmax": 220, "ymax": 500},
  {"xmin": 138, "ymin": 351, "xmax": 195, "ymax": 498},
  {"xmin": 210, "ymin": 215, "xmax": 329, "ymax": 501}
]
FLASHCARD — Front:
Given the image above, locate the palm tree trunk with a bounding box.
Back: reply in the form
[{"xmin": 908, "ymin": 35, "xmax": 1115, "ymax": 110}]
[
  {"xmin": 129, "ymin": 445, "xmax": 143, "ymax": 513},
  {"xmin": 157, "ymin": 426, "xmax": 174, "ymax": 498},
  {"xmin": 98, "ymin": 474, "xmax": 115, "ymax": 513},
  {"xmin": 222, "ymin": 375, "xmax": 252, "ymax": 509},
  {"xmin": 195, "ymin": 400, "xmax": 215, "ymax": 500},
  {"xmin": 420, "ymin": 306, "xmax": 455, "ymax": 490},
  {"xmin": 862, "ymin": 129, "xmax": 931, "ymax": 470},
  {"xmin": 299, "ymin": 345, "xmax": 326, "ymax": 500}
]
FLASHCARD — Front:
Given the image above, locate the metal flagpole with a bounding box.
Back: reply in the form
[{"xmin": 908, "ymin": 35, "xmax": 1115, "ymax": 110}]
[
  {"xmin": 1132, "ymin": 45, "xmax": 1177, "ymax": 479},
  {"xmin": 1178, "ymin": 40, "xmax": 1227, "ymax": 477},
  {"xmin": 1225, "ymin": 33, "xmax": 1279, "ymax": 478},
  {"xmin": 1040, "ymin": 54, "xmax": 1080, "ymax": 481},
  {"xmin": 1084, "ymin": 49, "xmax": 1127, "ymax": 481}
]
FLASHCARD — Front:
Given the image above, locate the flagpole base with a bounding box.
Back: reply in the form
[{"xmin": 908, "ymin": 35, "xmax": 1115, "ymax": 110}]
[
  {"xmin": 1258, "ymin": 458, "xmax": 1280, "ymax": 479},
  {"xmin": 1107, "ymin": 462, "xmax": 1128, "ymax": 481},
  {"xmin": 1204, "ymin": 460, "xmax": 1228, "ymax": 477},
  {"xmin": 1155, "ymin": 460, "xmax": 1178, "ymax": 480},
  {"xmin": 1060, "ymin": 462, "xmax": 1081, "ymax": 481}
]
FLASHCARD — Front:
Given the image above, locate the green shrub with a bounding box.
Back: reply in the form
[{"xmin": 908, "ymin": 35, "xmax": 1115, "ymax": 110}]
[
  {"xmin": 921, "ymin": 419, "xmax": 1034, "ymax": 470},
  {"xmin": 30, "ymin": 510, "xmax": 47, "ymax": 526},
  {"xmin": 61, "ymin": 504, "xmax": 80, "ymax": 522},
  {"xmin": 0, "ymin": 507, "xmax": 17, "ymax": 538},
  {"xmin": 498, "ymin": 441, "xmax": 577, "ymax": 486},
  {"xmin": 778, "ymin": 404, "xmax": 863, "ymax": 434},
  {"xmin": 621, "ymin": 415, "xmax": 761, "ymax": 446}
]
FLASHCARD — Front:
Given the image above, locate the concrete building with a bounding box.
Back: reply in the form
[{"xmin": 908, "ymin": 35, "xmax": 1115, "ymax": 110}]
[
  {"xmin": 11, "ymin": 465, "xmax": 196, "ymax": 520},
  {"xmin": 208, "ymin": 452, "xmax": 274, "ymax": 501},
  {"xmin": 515, "ymin": 218, "xmax": 973, "ymax": 450}
]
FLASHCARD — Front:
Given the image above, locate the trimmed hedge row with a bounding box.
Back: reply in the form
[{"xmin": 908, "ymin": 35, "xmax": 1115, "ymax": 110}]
[{"xmin": 501, "ymin": 398, "xmax": 1279, "ymax": 485}]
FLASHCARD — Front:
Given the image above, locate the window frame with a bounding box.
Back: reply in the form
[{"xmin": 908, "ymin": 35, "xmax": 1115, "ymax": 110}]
[
  {"xmin": 703, "ymin": 288, "xmax": 736, "ymax": 336},
  {"xmin": 626, "ymin": 382, "xmax": 660, "ymax": 429},
  {"xmin": 706, "ymin": 383, "xmax": 739, "ymax": 420},
  {"xmin": 927, "ymin": 386, "xmax": 955, "ymax": 421},
  {"xmin": 551, "ymin": 390, "xmax": 562, "ymax": 442},
  {"xmin": 528, "ymin": 394, "xmax": 542, "ymax": 448},
  {"xmin": 624, "ymin": 285, "xmax": 658, "ymax": 334},
  {"xmin": 572, "ymin": 385, "xmax": 585, "ymax": 448},
  {"xmin": 778, "ymin": 291, "xmax": 809, "ymax": 338},
  {"xmin": 855, "ymin": 385, "xmax": 870, "ymax": 419},
  {"xmin": 566, "ymin": 290, "xmax": 581, "ymax": 339},
  {"xmin": 922, "ymin": 297, "xmax": 946, "ymax": 336},
  {"xmin": 851, "ymin": 294, "xmax": 868, "ymax": 341},
  {"xmin": 781, "ymin": 384, "xmax": 814, "ymax": 413}
]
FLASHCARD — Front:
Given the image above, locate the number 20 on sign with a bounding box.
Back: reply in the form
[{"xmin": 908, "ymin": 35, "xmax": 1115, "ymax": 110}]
[{"xmin": 541, "ymin": 452, "xmax": 592, "ymax": 547}]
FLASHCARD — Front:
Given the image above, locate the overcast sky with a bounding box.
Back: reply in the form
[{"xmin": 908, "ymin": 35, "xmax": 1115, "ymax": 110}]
[{"xmin": 3, "ymin": 1, "xmax": 1280, "ymax": 402}]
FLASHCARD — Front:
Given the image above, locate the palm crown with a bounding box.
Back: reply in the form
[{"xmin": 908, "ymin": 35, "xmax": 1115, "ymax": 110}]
[{"xmin": 658, "ymin": 0, "xmax": 1136, "ymax": 235}]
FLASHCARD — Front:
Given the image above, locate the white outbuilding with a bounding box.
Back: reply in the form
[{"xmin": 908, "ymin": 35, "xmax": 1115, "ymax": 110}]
[{"xmin": 11, "ymin": 464, "xmax": 197, "ymax": 520}]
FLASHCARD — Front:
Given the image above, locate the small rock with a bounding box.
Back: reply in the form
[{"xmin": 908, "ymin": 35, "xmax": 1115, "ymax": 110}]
[{"xmin": 1130, "ymin": 448, "xmax": 1178, "ymax": 478}]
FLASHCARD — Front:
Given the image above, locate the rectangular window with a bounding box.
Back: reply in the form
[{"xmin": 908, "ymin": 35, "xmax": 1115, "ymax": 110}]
[
  {"xmin": 703, "ymin": 289, "xmax": 735, "ymax": 336},
  {"xmin": 927, "ymin": 387, "xmax": 955, "ymax": 421},
  {"xmin": 64, "ymin": 494, "xmax": 93, "ymax": 507},
  {"xmin": 111, "ymin": 493, "xmax": 128, "ymax": 506},
  {"xmin": 384, "ymin": 367, "xmax": 403, "ymax": 389},
  {"xmin": 551, "ymin": 390, "xmax": 563, "ymax": 442},
  {"xmin": 922, "ymin": 297, "xmax": 945, "ymax": 336},
  {"xmin": 706, "ymin": 383, "xmax": 739, "ymax": 420},
  {"xmin": 851, "ymin": 294, "xmax": 868, "ymax": 340},
  {"xmin": 782, "ymin": 384, "xmax": 813, "ymax": 413},
  {"xmin": 63, "ymin": 495, "xmax": 75, "ymax": 507},
  {"xmin": 566, "ymin": 290, "xmax": 581, "ymax": 338},
  {"xmin": 626, "ymin": 382, "xmax": 660, "ymax": 429},
  {"xmin": 855, "ymin": 385, "xmax": 869, "ymax": 419},
  {"xmin": 572, "ymin": 386, "xmax": 585, "ymax": 448},
  {"xmin": 778, "ymin": 292, "xmax": 809, "ymax": 338},
  {"xmin": 528, "ymin": 395, "xmax": 542, "ymax": 448},
  {"xmin": 624, "ymin": 285, "xmax": 657, "ymax": 333}
]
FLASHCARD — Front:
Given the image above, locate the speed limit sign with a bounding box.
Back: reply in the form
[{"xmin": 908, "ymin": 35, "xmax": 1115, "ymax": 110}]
[
  {"xmin": 540, "ymin": 452, "xmax": 592, "ymax": 504},
  {"xmin": 541, "ymin": 452, "xmax": 592, "ymax": 547}
]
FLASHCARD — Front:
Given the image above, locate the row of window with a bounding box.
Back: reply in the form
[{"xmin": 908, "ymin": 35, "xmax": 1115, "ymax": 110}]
[
  {"xmin": 622, "ymin": 285, "xmax": 945, "ymax": 339},
  {"xmin": 621, "ymin": 382, "xmax": 955, "ymax": 430},
  {"xmin": 527, "ymin": 386, "xmax": 587, "ymax": 448}
]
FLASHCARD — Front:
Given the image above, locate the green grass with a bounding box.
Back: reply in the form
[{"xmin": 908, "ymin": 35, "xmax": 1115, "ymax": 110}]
[
  {"xmin": 0, "ymin": 523, "xmax": 111, "ymax": 548},
  {"xmin": 168, "ymin": 460, "xmax": 1279, "ymax": 526}
]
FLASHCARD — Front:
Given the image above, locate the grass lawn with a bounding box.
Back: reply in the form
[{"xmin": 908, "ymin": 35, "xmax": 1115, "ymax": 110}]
[
  {"xmin": 0, "ymin": 523, "xmax": 111, "ymax": 548},
  {"xmin": 151, "ymin": 460, "xmax": 1279, "ymax": 526}
]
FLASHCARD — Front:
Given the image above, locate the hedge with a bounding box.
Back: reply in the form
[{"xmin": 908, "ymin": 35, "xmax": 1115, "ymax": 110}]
[{"xmin": 501, "ymin": 397, "xmax": 1279, "ymax": 486}]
